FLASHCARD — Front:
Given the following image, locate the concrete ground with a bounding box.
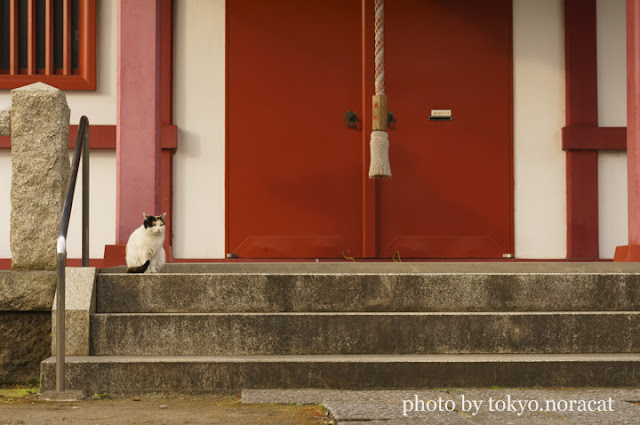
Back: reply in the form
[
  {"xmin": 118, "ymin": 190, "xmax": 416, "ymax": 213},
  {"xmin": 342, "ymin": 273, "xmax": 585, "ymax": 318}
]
[
  {"xmin": 0, "ymin": 392, "xmax": 330, "ymax": 425},
  {"xmin": 2, "ymin": 386, "xmax": 640, "ymax": 423},
  {"xmin": 243, "ymin": 388, "xmax": 640, "ymax": 424}
]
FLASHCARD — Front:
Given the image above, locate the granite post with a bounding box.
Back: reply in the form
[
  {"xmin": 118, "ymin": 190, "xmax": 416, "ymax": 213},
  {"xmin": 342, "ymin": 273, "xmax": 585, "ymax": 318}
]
[
  {"xmin": 0, "ymin": 82, "xmax": 71, "ymax": 384},
  {"xmin": 10, "ymin": 82, "xmax": 70, "ymax": 271},
  {"xmin": 0, "ymin": 109, "xmax": 9, "ymax": 136}
]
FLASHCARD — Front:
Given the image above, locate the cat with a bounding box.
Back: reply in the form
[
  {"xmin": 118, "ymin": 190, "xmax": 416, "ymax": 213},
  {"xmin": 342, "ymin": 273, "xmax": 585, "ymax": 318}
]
[{"xmin": 126, "ymin": 212, "xmax": 167, "ymax": 273}]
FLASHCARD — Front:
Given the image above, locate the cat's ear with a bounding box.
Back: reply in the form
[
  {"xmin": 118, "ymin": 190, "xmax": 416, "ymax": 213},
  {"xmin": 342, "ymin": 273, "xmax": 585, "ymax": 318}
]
[
  {"xmin": 160, "ymin": 212, "xmax": 167, "ymax": 220},
  {"xmin": 143, "ymin": 213, "xmax": 149, "ymax": 220}
]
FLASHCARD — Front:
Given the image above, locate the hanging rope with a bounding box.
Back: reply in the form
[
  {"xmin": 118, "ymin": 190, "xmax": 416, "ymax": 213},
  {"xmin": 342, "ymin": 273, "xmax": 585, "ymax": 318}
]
[
  {"xmin": 374, "ymin": 0, "xmax": 385, "ymax": 96},
  {"xmin": 369, "ymin": 0, "xmax": 391, "ymax": 179}
]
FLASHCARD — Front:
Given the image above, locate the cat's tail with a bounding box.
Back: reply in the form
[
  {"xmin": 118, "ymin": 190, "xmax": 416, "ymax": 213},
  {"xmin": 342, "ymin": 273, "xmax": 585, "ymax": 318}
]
[{"xmin": 127, "ymin": 260, "xmax": 150, "ymax": 274}]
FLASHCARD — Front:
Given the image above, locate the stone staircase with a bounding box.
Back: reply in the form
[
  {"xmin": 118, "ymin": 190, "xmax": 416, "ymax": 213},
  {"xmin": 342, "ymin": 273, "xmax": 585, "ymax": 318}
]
[{"xmin": 40, "ymin": 262, "xmax": 640, "ymax": 395}]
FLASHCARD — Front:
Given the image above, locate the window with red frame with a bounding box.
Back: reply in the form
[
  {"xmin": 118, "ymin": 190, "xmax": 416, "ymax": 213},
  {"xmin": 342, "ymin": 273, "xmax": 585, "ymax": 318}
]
[{"xmin": 0, "ymin": 0, "xmax": 95, "ymax": 90}]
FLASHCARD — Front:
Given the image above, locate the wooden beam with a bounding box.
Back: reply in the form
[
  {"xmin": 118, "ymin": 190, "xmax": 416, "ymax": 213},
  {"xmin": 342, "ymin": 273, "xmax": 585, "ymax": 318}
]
[
  {"xmin": 63, "ymin": 0, "xmax": 71, "ymax": 75},
  {"xmin": 79, "ymin": 0, "xmax": 96, "ymax": 88},
  {"xmin": 562, "ymin": 127, "xmax": 627, "ymax": 151},
  {"xmin": 0, "ymin": 124, "xmax": 177, "ymax": 150},
  {"xmin": 27, "ymin": 0, "xmax": 36, "ymax": 74},
  {"xmin": 45, "ymin": 0, "xmax": 54, "ymax": 75},
  {"xmin": 564, "ymin": 0, "xmax": 600, "ymax": 259},
  {"xmin": 10, "ymin": 0, "xmax": 18, "ymax": 75}
]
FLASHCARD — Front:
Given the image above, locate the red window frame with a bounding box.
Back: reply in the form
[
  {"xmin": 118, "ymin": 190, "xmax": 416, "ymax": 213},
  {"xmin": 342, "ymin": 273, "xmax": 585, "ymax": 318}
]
[{"xmin": 0, "ymin": 0, "xmax": 96, "ymax": 90}]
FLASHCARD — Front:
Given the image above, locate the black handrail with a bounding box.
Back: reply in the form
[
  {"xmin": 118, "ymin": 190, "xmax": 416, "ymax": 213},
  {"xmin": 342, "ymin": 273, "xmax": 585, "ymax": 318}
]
[{"xmin": 55, "ymin": 116, "xmax": 90, "ymax": 393}]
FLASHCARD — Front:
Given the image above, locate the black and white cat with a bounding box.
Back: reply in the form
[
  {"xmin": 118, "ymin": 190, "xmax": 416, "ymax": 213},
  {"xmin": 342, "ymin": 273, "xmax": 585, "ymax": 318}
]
[{"xmin": 126, "ymin": 213, "xmax": 167, "ymax": 273}]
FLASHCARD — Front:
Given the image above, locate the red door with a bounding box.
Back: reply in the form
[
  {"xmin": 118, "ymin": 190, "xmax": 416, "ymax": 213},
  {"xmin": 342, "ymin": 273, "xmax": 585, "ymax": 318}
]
[
  {"xmin": 377, "ymin": 0, "xmax": 513, "ymax": 258},
  {"xmin": 227, "ymin": 0, "xmax": 513, "ymax": 259},
  {"xmin": 227, "ymin": 0, "xmax": 364, "ymax": 258}
]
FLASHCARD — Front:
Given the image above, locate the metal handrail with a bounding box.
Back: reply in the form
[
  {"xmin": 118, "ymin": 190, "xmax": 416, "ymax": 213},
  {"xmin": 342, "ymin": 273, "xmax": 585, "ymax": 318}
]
[{"xmin": 56, "ymin": 116, "xmax": 90, "ymax": 392}]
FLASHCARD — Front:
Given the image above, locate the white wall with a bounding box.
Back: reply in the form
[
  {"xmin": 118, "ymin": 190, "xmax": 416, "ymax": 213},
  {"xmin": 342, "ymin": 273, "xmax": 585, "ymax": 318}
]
[
  {"xmin": 597, "ymin": 0, "xmax": 628, "ymax": 259},
  {"xmin": 513, "ymin": 0, "xmax": 567, "ymax": 258},
  {"xmin": 0, "ymin": 0, "xmax": 117, "ymax": 260},
  {"xmin": 173, "ymin": 0, "xmax": 226, "ymax": 258},
  {"xmin": 65, "ymin": 152, "xmax": 117, "ymax": 258}
]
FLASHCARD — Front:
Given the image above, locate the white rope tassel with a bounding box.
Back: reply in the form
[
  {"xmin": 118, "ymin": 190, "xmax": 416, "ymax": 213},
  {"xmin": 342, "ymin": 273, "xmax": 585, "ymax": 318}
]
[
  {"xmin": 369, "ymin": 130, "xmax": 391, "ymax": 178},
  {"xmin": 369, "ymin": 0, "xmax": 391, "ymax": 179}
]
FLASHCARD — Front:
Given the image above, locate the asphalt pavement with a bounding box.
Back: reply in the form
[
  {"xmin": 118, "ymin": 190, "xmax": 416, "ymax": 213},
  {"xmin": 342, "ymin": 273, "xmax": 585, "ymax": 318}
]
[{"xmin": 243, "ymin": 388, "xmax": 640, "ymax": 424}]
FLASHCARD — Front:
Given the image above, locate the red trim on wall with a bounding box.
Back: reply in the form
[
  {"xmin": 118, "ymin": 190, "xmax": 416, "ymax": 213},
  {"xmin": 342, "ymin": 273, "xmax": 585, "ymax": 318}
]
[
  {"xmin": 564, "ymin": 0, "xmax": 600, "ymax": 259},
  {"xmin": 507, "ymin": 0, "xmax": 515, "ymax": 258},
  {"xmin": 0, "ymin": 125, "xmax": 177, "ymax": 150},
  {"xmin": 0, "ymin": 259, "xmax": 10, "ymax": 270},
  {"xmin": 563, "ymin": 127, "xmax": 627, "ymax": 151},
  {"xmin": 161, "ymin": 0, "xmax": 173, "ymax": 126},
  {"xmin": 224, "ymin": 0, "xmax": 229, "ymax": 257},
  {"xmin": 161, "ymin": 149, "xmax": 174, "ymax": 253},
  {"xmin": 160, "ymin": 125, "xmax": 178, "ymax": 150},
  {"xmin": 566, "ymin": 151, "xmax": 599, "ymax": 258}
]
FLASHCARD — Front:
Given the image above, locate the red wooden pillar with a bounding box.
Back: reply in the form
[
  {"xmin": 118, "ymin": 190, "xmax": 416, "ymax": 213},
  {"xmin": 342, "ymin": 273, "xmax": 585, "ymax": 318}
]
[
  {"xmin": 564, "ymin": 0, "xmax": 600, "ymax": 260},
  {"xmin": 116, "ymin": 0, "xmax": 162, "ymax": 243},
  {"xmin": 615, "ymin": 0, "xmax": 640, "ymax": 260},
  {"xmin": 160, "ymin": 0, "xmax": 174, "ymax": 259}
]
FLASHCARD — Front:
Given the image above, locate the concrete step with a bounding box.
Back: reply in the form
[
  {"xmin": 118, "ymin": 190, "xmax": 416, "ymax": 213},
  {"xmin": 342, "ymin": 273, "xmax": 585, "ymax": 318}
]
[
  {"xmin": 90, "ymin": 312, "xmax": 640, "ymax": 355},
  {"xmin": 40, "ymin": 354, "xmax": 640, "ymax": 395},
  {"xmin": 96, "ymin": 262, "xmax": 640, "ymax": 313}
]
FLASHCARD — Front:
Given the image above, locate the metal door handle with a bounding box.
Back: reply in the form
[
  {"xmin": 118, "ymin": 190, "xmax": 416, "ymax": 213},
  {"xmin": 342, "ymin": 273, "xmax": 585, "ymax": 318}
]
[
  {"xmin": 345, "ymin": 110, "xmax": 360, "ymax": 129},
  {"xmin": 387, "ymin": 112, "xmax": 395, "ymax": 124}
]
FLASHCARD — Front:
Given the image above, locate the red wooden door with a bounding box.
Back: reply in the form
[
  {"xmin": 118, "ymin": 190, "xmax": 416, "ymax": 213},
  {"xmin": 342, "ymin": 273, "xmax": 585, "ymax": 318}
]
[
  {"xmin": 227, "ymin": 0, "xmax": 364, "ymax": 258},
  {"xmin": 227, "ymin": 0, "xmax": 513, "ymax": 259},
  {"xmin": 377, "ymin": 0, "xmax": 513, "ymax": 258}
]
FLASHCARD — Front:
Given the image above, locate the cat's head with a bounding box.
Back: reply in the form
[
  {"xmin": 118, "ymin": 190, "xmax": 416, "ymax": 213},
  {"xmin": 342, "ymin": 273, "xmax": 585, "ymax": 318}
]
[{"xmin": 143, "ymin": 212, "xmax": 167, "ymax": 235}]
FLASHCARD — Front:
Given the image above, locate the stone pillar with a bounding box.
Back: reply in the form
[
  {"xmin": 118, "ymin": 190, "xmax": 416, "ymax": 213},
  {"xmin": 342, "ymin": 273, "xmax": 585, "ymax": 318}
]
[
  {"xmin": 10, "ymin": 82, "xmax": 71, "ymax": 271},
  {"xmin": 0, "ymin": 109, "xmax": 9, "ymax": 136}
]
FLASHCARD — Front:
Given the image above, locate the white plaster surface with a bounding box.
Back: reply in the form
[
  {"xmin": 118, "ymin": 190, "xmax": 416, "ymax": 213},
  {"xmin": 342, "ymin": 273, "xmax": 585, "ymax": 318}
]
[
  {"xmin": 597, "ymin": 0, "xmax": 628, "ymax": 259},
  {"xmin": 513, "ymin": 0, "xmax": 567, "ymax": 258}
]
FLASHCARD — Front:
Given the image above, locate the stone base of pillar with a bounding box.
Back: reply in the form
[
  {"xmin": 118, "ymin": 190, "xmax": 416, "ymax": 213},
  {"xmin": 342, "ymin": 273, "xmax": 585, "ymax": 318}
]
[
  {"xmin": 613, "ymin": 245, "xmax": 640, "ymax": 261},
  {"xmin": 103, "ymin": 245, "xmax": 126, "ymax": 268}
]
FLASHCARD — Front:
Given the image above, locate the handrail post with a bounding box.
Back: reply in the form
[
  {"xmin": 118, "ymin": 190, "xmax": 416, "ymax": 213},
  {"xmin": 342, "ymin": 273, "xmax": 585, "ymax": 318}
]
[
  {"xmin": 82, "ymin": 126, "xmax": 89, "ymax": 267},
  {"xmin": 48, "ymin": 116, "xmax": 89, "ymax": 400},
  {"xmin": 55, "ymin": 243, "xmax": 66, "ymax": 393}
]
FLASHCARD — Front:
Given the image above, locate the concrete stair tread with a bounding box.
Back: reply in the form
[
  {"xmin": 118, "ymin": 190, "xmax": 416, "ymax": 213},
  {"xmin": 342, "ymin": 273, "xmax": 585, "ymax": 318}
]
[
  {"xmin": 43, "ymin": 353, "xmax": 640, "ymax": 363},
  {"xmin": 99, "ymin": 262, "xmax": 640, "ymax": 274},
  {"xmin": 96, "ymin": 271, "xmax": 640, "ymax": 313},
  {"xmin": 93, "ymin": 311, "xmax": 640, "ymax": 316},
  {"xmin": 89, "ymin": 310, "xmax": 640, "ymax": 356},
  {"xmin": 40, "ymin": 353, "xmax": 640, "ymax": 393}
]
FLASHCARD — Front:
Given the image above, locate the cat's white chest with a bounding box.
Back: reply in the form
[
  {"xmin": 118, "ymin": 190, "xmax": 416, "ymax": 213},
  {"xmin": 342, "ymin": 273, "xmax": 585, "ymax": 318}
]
[{"xmin": 126, "ymin": 225, "xmax": 166, "ymax": 272}]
